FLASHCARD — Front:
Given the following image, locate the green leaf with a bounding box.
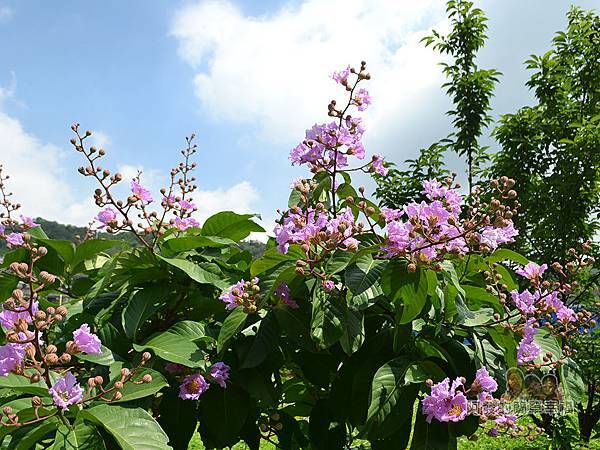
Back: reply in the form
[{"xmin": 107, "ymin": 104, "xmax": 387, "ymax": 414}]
[
  {"xmin": 158, "ymin": 389, "xmax": 198, "ymax": 450},
  {"xmin": 111, "ymin": 368, "xmax": 168, "ymax": 403},
  {"xmin": 410, "ymin": 410, "xmax": 454, "ymax": 449},
  {"xmin": 198, "ymin": 386, "xmax": 250, "ymax": 449},
  {"xmin": 72, "ymin": 239, "xmax": 123, "ymax": 268},
  {"xmin": 6, "ymin": 419, "xmax": 58, "ymax": 450},
  {"xmin": 37, "ymin": 239, "xmax": 75, "ymax": 264},
  {"xmin": 163, "ymin": 235, "xmax": 235, "ymax": 252},
  {"xmin": 201, "ymin": 211, "xmax": 265, "ymax": 241},
  {"xmin": 76, "ymin": 345, "xmax": 115, "ymax": 366},
  {"xmin": 250, "ymin": 246, "xmax": 304, "ymax": 277},
  {"xmin": 486, "ymin": 249, "xmax": 529, "ymax": 265},
  {"xmin": 366, "ymin": 357, "xmax": 414, "ymax": 437},
  {"xmin": 559, "ymin": 359, "xmax": 586, "ymax": 404},
  {"xmin": 0, "ymin": 372, "xmax": 48, "ymax": 396},
  {"xmin": 50, "ymin": 421, "xmax": 105, "ymax": 450},
  {"xmin": 132, "ymin": 322, "xmax": 206, "ymax": 367},
  {"xmin": 383, "ymin": 266, "xmax": 429, "ymax": 324},
  {"xmin": 122, "ymin": 286, "xmax": 170, "ymax": 340},
  {"xmin": 340, "ymin": 309, "xmax": 365, "ymax": 355},
  {"xmin": 157, "ymin": 255, "xmax": 229, "ymax": 289},
  {"xmin": 309, "ymin": 399, "xmax": 346, "ymax": 450},
  {"xmin": 79, "ymin": 404, "xmax": 172, "ymax": 450},
  {"xmin": 217, "ymin": 307, "xmax": 247, "ymax": 353},
  {"xmin": 241, "ymin": 312, "xmax": 279, "ymax": 368},
  {"xmin": 345, "ymin": 254, "xmax": 387, "ymax": 296},
  {"xmin": 310, "ymin": 288, "xmax": 346, "ymax": 349}
]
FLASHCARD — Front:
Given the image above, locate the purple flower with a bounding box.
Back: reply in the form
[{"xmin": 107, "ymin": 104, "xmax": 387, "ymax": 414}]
[
  {"xmin": 208, "ymin": 362, "xmax": 230, "ymax": 388},
  {"xmin": 370, "ymin": 154, "xmax": 388, "ymax": 176},
  {"xmin": 173, "ymin": 216, "xmax": 200, "ymax": 231},
  {"xmin": 495, "ymin": 414, "xmax": 518, "ymax": 429},
  {"xmin": 49, "ymin": 371, "xmax": 84, "ymax": 411},
  {"xmin": 517, "ymin": 318, "xmax": 541, "ymax": 364},
  {"xmin": 511, "ymin": 290, "xmax": 537, "ymax": 315},
  {"xmin": 353, "ymin": 88, "xmax": 372, "ymax": 111},
  {"xmin": 479, "ymin": 222, "xmax": 518, "ymax": 250},
  {"xmin": 331, "ymin": 66, "xmax": 351, "ymax": 85},
  {"xmin": 275, "ymin": 283, "xmax": 298, "ymax": 309},
  {"xmin": 5, "ymin": 233, "xmax": 24, "ymax": 247},
  {"xmin": 422, "ymin": 378, "xmax": 468, "ymax": 423},
  {"xmin": 0, "ymin": 300, "xmax": 38, "ymax": 330},
  {"xmin": 474, "ymin": 367, "xmax": 498, "ymax": 394},
  {"xmin": 516, "ymin": 262, "xmax": 547, "ymax": 283},
  {"xmin": 73, "ymin": 324, "xmax": 102, "ymax": 354},
  {"xmin": 0, "ymin": 224, "xmax": 5, "ymax": 235},
  {"xmin": 19, "ymin": 215, "xmax": 39, "ymax": 229},
  {"xmin": 488, "ymin": 428, "xmax": 499, "ymax": 437},
  {"xmin": 219, "ymin": 280, "xmax": 245, "ymax": 310},
  {"xmin": 542, "ymin": 291, "xmax": 576, "ymax": 323},
  {"xmin": 0, "ymin": 344, "xmax": 24, "ymax": 376},
  {"xmin": 131, "ymin": 180, "xmax": 153, "ymax": 202},
  {"xmin": 323, "ymin": 280, "xmax": 335, "ymax": 291},
  {"xmin": 179, "ymin": 373, "xmax": 209, "ymax": 400},
  {"xmin": 178, "ymin": 200, "xmax": 196, "ymax": 211},
  {"xmin": 95, "ymin": 207, "xmax": 117, "ymax": 228}
]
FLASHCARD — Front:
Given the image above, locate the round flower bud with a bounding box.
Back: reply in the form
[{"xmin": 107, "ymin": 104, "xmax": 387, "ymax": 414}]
[
  {"xmin": 121, "ymin": 368, "xmax": 131, "ymax": 378},
  {"xmin": 114, "ymin": 381, "xmax": 124, "ymax": 389},
  {"xmin": 112, "ymin": 391, "xmax": 123, "ymax": 401},
  {"xmin": 56, "ymin": 306, "xmax": 68, "ymax": 316},
  {"xmin": 45, "ymin": 354, "xmax": 59, "ymax": 365},
  {"xmin": 142, "ymin": 374, "xmax": 153, "ymax": 383},
  {"xmin": 94, "ymin": 375, "xmax": 104, "ymax": 385},
  {"xmin": 59, "ymin": 354, "xmax": 72, "ymax": 364},
  {"xmin": 3, "ymin": 406, "xmax": 12, "ymax": 415},
  {"xmin": 34, "ymin": 311, "xmax": 47, "ymax": 321},
  {"xmin": 31, "ymin": 396, "xmax": 42, "ymax": 407},
  {"xmin": 87, "ymin": 378, "xmax": 96, "ymax": 388},
  {"xmin": 46, "ymin": 307, "xmax": 55, "ymax": 315},
  {"xmin": 46, "ymin": 344, "xmax": 57, "ymax": 354},
  {"xmin": 30, "ymin": 373, "xmax": 40, "ymax": 383}
]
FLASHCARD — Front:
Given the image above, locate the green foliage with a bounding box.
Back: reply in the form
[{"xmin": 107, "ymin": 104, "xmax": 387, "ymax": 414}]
[{"xmin": 491, "ymin": 7, "xmax": 600, "ymax": 263}]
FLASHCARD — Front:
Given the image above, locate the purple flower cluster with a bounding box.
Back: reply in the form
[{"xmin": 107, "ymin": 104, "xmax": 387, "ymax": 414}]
[
  {"xmin": 0, "ymin": 300, "xmax": 38, "ymax": 330},
  {"xmin": 422, "ymin": 377, "xmax": 468, "ymax": 423},
  {"xmin": 173, "ymin": 216, "xmax": 200, "ymax": 231},
  {"xmin": 473, "ymin": 367, "xmax": 498, "ymax": 402},
  {"xmin": 19, "ymin": 215, "xmax": 39, "ymax": 229},
  {"xmin": 517, "ymin": 318, "xmax": 541, "ymax": 364},
  {"xmin": 219, "ymin": 278, "xmax": 260, "ymax": 311},
  {"xmin": 289, "ymin": 119, "xmax": 366, "ymax": 171},
  {"xmin": 5, "ymin": 232, "xmax": 24, "ymax": 247},
  {"xmin": 510, "ymin": 261, "xmax": 576, "ymax": 334},
  {"xmin": 274, "ymin": 206, "xmax": 358, "ymax": 255},
  {"xmin": 49, "ymin": 371, "xmax": 84, "ymax": 411},
  {"xmin": 178, "ymin": 362, "xmax": 230, "ymax": 400},
  {"xmin": 382, "ymin": 180, "xmax": 517, "ymax": 261}
]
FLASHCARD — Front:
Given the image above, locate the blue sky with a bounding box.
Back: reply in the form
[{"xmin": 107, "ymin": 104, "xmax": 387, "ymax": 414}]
[{"xmin": 0, "ymin": 0, "xmax": 597, "ymax": 235}]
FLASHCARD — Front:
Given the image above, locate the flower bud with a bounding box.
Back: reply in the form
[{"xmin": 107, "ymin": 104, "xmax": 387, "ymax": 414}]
[
  {"xmin": 142, "ymin": 352, "xmax": 151, "ymax": 362},
  {"xmin": 88, "ymin": 378, "xmax": 96, "ymax": 388},
  {"xmin": 46, "ymin": 344, "xmax": 57, "ymax": 354},
  {"xmin": 39, "ymin": 271, "xmax": 56, "ymax": 285},
  {"xmin": 56, "ymin": 306, "xmax": 68, "ymax": 316},
  {"xmin": 30, "ymin": 373, "xmax": 40, "ymax": 383},
  {"xmin": 31, "ymin": 396, "xmax": 42, "ymax": 407},
  {"xmin": 59, "ymin": 354, "xmax": 72, "ymax": 364},
  {"xmin": 34, "ymin": 311, "xmax": 47, "ymax": 321},
  {"xmin": 45, "ymin": 354, "xmax": 59, "ymax": 365},
  {"xmin": 112, "ymin": 391, "xmax": 123, "ymax": 401},
  {"xmin": 94, "ymin": 375, "xmax": 104, "ymax": 385},
  {"xmin": 142, "ymin": 374, "xmax": 153, "ymax": 383},
  {"xmin": 114, "ymin": 381, "xmax": 124, "ymax": 389},
  {"xmin": 3, "ymin": 406, "xmax": 12, "ymax": 415},
  {"xmin": 121, "ymin": 368, "xmax": 131, "ymax": 378},
  {"xmin": 407, "ymin": 263, "xmax": 417, "ymax": 273}
]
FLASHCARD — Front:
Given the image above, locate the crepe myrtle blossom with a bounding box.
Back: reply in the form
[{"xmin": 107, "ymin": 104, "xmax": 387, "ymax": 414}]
[
  {"xmin": 131, "ymin": 180, "xmax": 153, "ymax": 203},
  {"xmin": 289, "ymin": 121, "xmax": 365, "ymax": 171},
  {"xmin": 178, "ymin": 199, "xmax": 196, "ymax": 211},
  {"xmin": 0, "ymin": 343, "xmax": 24, "ymax": 376},
  {"xmin": 49, "ymin": 371, "xmax": 84, "ymax": 411},
  {"xmin": 370, "ymin": 154, "xmax": 388, "ymax": 176},
  {"xmin": 511, "ymin": 290, "xmax": 537, "ymax": 316},
  {"xmin": 5, "ymin": 232, "xmax": 24, "ymax": 247},
  {"xmin": 95, "ymin": 207, "xmax": 117, "ymax": 228},
  {"xmin": 353, "ymin": 88, "xmax": 372, "ymax": 111},
  {"xmin": 332, "ymin": 66, "xmax": 351, "ymax": 85},
  {"xmin": 274, "ymin": 283, "xmax": 298, "ymax": 309},
  {"xmin": 179, "ymin": 373, "xmax": 209, "ymax": 400},
  {"xmin": 219, "ymin": 278, "xmax": 260, "ymax": 312},
  {"xmin": 173, "ymin": 216, "xmax": 200, "ymax": 231},
  {"xmin": 0, "ymin": 300, "xmax": 38, "ymax": 330},
  {"xmin": 541, "ymin": 291, "xmax": 576, "ymax": 323},
  {"xmin": 478, "ymin": 223, "xmax": 519, "ymax": 251},
  {"xmin": 517, "ymin": 318, "xmax": 541, "ymax": 364},
  {"xmin": 274, "ymin": 206, "xmax": 359, "ymax": 255},
  {"xmin": 422, "ymin": 377, "xmax": 468, "ymax": 423},
  {"xmin": 19, "ymin": 215, "xmax": 39, "ymax": 229},
  {"xmin": 208, "ymin": 362, "xmax": 231, "ymax": 388},
  {"xmin": 72, "ymin": 324, "xmax": 102, "ymax": 354},
  {"xmin": 323, "ymin": 280, "xmax": 335, "ymax": 291},
  {"xmin": 516, "ymin": 262, "xmax": 548, "ymax": 284}
]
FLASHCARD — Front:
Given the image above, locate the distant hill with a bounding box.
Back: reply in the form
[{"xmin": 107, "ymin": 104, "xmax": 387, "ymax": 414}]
[{"xmin": 0, "ymin": 218, "xmax": 266, "ymax": 256}]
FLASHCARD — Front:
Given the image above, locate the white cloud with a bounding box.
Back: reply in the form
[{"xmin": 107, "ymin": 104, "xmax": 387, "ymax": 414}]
[
  {"xmin": 0, "ymin": 6, "xmax": 13, "ymax": 24},
  {"xmin": 89, "ymin": 130, "xmax": 111, "ymax": 150},
  {"xmin": 171, "ymin": 0, "xmax": 448, "ymax": 151},
  {"xmin": 0, "ymin": 111, "xmax": 97, "ymax": 225},
  {"xmin": 195, "ymin": 180, "xmax": 259, "ymax": 223}
]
